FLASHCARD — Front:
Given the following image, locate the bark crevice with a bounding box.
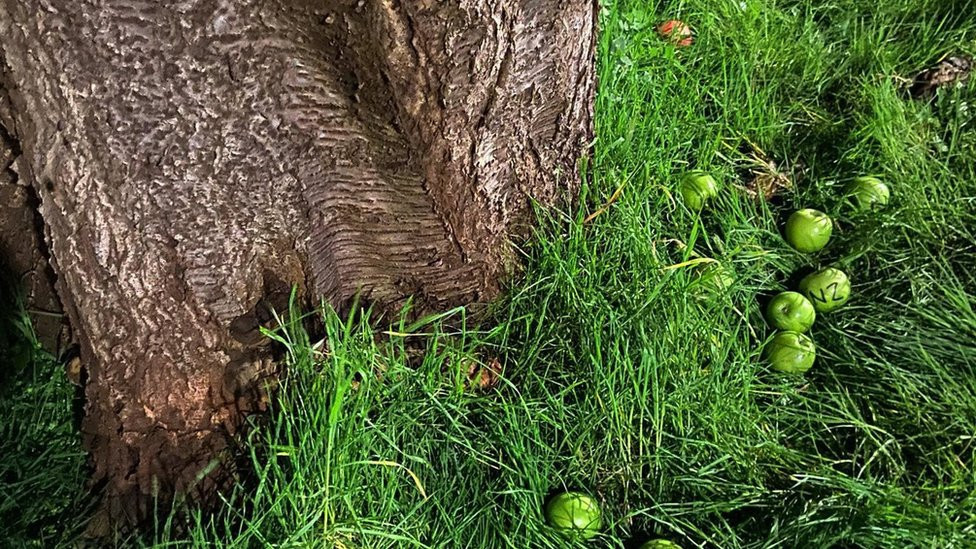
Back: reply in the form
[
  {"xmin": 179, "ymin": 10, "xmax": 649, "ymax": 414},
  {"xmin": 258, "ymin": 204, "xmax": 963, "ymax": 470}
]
[{"xmin": 0, "ymin": 81, "xmax": 66, "ymax": 353}]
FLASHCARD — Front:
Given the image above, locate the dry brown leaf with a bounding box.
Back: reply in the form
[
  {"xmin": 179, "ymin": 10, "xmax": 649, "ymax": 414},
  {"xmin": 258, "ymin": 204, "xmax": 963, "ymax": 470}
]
[
  {"xmin": 466, "ymin": 357, "xmax": 503, "ymax": 390},
  {"xmin": 739, "ymin": 140, "xmax": 793, "ymax": 201},
  {"xmin": 910, "ymin": 55, "xmax": 973, "ymax": 99},
  {"xmin": 65, "ymin": 356, "xmax": 83, "ymax": 386},
  {"xmin": 584, "ymin": 182, "xmax": 626, "ymax": 224},
  {"xmin": 745, "ymin": 171, "xmax": 793, "ymax": 202}
]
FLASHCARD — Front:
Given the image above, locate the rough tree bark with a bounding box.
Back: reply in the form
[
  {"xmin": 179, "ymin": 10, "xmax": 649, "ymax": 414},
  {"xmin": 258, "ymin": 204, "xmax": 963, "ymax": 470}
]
[
  {"xmin": 0, "ymin": 92, "xmax": 64, "ymax": 353},
  {"xmin": 0, "ymin": 0, "xmax": 596, "ymax": 527}
]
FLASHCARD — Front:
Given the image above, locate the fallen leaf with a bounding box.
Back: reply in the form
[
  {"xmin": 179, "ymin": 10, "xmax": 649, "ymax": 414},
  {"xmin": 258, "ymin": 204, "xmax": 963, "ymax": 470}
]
[
  {"xmin": 65, "ymin": 356, "xmax": 83, "ymax": 386},
  {"xmin": 745, "ymin": 171, "xmax": 793, "ymax": 202},
  {"xmin": 658, "ymin": 20, "xmax": 694, "ymax": 47},
  {"xmin": 466, "ymin": 357, "xmax": 503, "ymax": 390},
  {"xmin": 910, "ymin": 55, "xmax": 973, "ymax": 99},
  {"xmin": 584, "ymin": 183, "xmax": 625, "ymax": 224},
  {"xmin": 738, "ymin": 138, "xmax": 794, "ymax": 201}
]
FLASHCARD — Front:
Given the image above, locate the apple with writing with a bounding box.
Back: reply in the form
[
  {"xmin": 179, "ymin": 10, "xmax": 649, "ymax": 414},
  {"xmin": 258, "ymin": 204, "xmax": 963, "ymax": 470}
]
[{"xmin": 799, "ymin": 267, "xmax": 851, "ymax": 313}]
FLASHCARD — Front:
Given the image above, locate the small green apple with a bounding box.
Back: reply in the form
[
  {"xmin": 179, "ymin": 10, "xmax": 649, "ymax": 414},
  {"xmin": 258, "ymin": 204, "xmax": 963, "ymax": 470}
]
[
  {"xmin": 846, "ymin": 176, "xmax": 891, "ymax": 212},
  {"xmin": 765, "ymin": 291, "xmax": 816, "ymax": 333},
  {"xmin": 785, "ymin": 209, "xmax": 833, "ymax": 253},
  {"xmin": 799, "ymin": 267, "xmax": 851, "ymax": 313},
  {"xmin": 680, "ymin": 170, "xmax": 720, "ymax": 209},
  {"xmin": 765, "ymin": 331, "xmax": 816, "ymax": 374},
  {"xmin": 694, "ymin": 262, "xmax": 735, "ymax": 294},
  {"xmin": 640, "ymin": 540, "xmax": 683, "ymax": 549},
  {"xmin": 545, "ymin": 492, "xmax": 602, "ymax": 540}
]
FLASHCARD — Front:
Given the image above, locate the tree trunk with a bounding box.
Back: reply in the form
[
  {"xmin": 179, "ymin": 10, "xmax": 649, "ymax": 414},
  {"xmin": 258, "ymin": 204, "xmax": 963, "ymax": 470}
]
[
  {"xmin": 0, "ymin": 0, "xmax": 596, "ymax": 527},
  {"xmin": 0, "ymin": 92, "xmax": 64, "ymax": 354}
]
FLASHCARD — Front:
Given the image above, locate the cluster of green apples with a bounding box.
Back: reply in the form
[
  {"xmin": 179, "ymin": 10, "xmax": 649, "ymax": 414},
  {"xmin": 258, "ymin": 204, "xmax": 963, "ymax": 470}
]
[
  {"xmin": 538, "ymin": 175, "xmax": 891, "ymax": 545},
  {"xmin": 765, "ymin": 176, "xmax": 891, "ymax": 374},
  {"xmin": 543, "ymin": 491, "xmax": 681, "ymax": 547},
  {"xmin": 677, "ymin": 171, "xmax": 890, "ymax": 373}
]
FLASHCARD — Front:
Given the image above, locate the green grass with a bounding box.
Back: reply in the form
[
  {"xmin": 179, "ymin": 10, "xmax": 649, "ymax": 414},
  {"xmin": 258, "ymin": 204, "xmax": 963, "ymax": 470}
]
[
  {"xmin": 0, "ymin": 289, "xmax": 90, "ymax": 546},
  {"xmin": 3, "ymin": 0, "xmax": 976, "ymax": 546}
]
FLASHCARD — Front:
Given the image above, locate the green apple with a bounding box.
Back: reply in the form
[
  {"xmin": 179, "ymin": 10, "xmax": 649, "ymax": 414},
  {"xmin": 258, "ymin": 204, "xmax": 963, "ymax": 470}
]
[
  {"xmin": 545, "ymin": 492, "xmax": 602, "ymax": 539},
  {"xmin": 765, "ymin": 331, "xmax": 816, "ymax": 374},
  {"xmin": 695, "ymin": 262, "xmax": 735, "ymax": 294},
  {"xmin": 640, "ymin": 540, "xmax": 683, "ymax": 549},
  {"xmin": 846, "ymin": 176, "xmax": 890, "ymax": 212},
  {"xmin": 785, "ymin": 209, "xmax": 833, "ymax": 253},
  {"xmin": 799, "ymin": 267, "xmax": 851, "ymax": 313},
  {"xmin": 765, "ymin": 291, "xmax": 816, "ymax": 333},
  {"xmin": 680, "ymin": 170, "xmax": 720, "ymax": 209}
]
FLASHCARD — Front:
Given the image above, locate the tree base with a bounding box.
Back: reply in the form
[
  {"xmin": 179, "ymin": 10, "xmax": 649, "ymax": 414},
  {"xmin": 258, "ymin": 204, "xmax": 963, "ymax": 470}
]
[{"xmin": 0, "ymin": 0, "xmax": 596, "ymax": 527}]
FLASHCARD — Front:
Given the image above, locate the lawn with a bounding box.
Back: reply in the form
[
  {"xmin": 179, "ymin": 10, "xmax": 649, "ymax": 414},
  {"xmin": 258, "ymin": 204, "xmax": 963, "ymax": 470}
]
[{"xmin": 2, "ymin": 0, "xmax": 975, "ymax": 547}]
